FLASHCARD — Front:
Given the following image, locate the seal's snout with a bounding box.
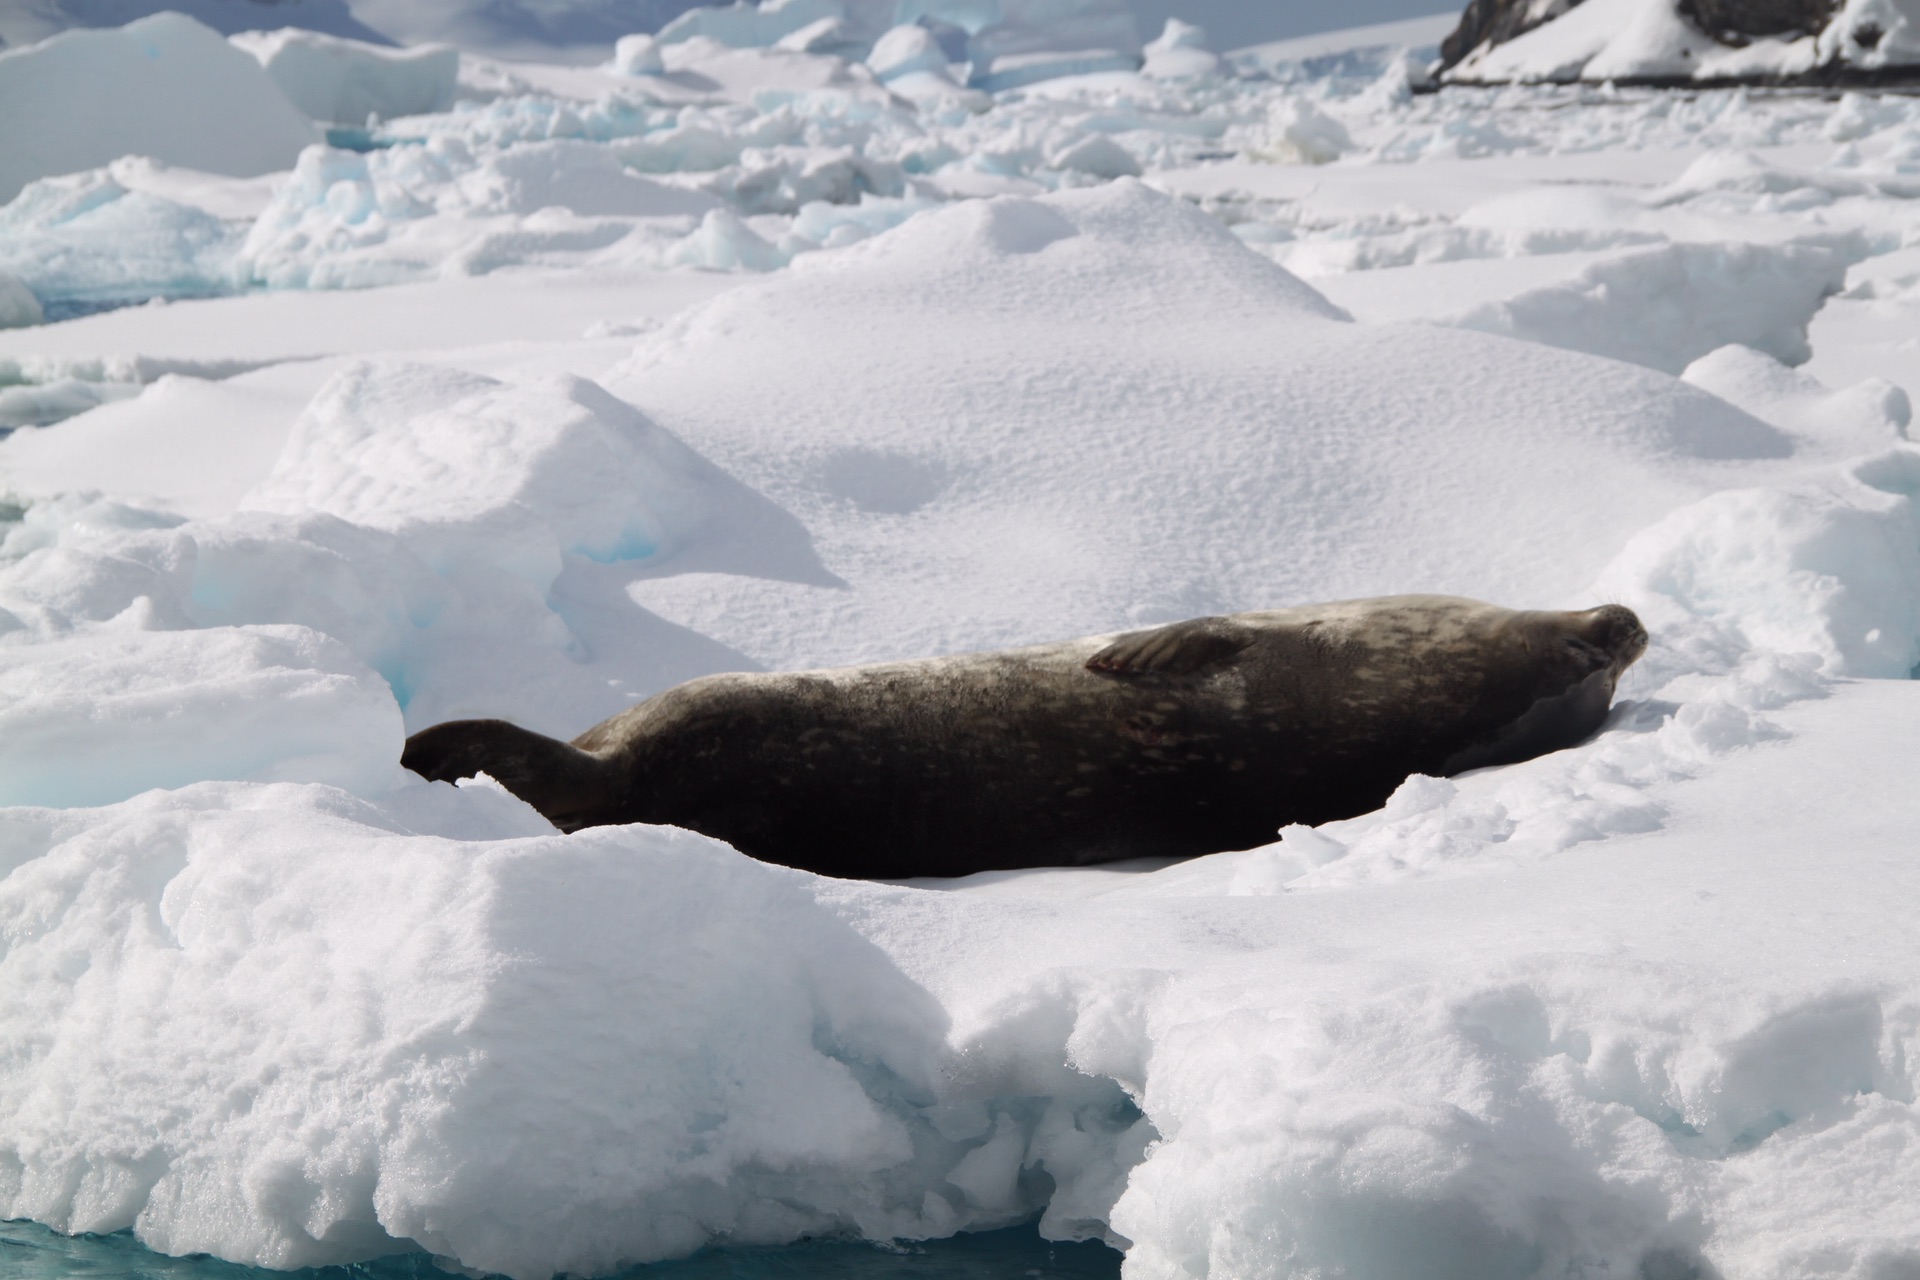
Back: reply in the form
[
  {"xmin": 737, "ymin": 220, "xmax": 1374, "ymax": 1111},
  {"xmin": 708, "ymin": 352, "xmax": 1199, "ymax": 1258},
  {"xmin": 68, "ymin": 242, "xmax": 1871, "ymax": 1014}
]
[{"xmin": 1581, "ymin": 604, "xmax": 1648, "ymax": 671}]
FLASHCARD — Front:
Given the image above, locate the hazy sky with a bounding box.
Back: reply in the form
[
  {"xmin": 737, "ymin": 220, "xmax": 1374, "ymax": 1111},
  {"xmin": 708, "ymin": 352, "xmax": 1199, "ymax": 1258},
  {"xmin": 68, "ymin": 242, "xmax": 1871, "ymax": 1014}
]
[{"xmin": 1131, "ymin": 0, "xmax": 1461, "ymax": 48}]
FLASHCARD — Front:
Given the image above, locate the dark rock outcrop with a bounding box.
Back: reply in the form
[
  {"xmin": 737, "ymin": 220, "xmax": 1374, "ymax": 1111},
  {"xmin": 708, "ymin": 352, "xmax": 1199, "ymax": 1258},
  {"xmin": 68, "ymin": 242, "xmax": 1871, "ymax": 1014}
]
[
  {"xmin": 1435, "ymin": 0, "xmax": 1917, "ymax": 82},
  {"xmin": 1439, "ymin": 0, "xmax": 1585, "ymax": 69},
  {"xmin": 1675, "ymin": 0, "xmax": 1837, "ymax": 43}
]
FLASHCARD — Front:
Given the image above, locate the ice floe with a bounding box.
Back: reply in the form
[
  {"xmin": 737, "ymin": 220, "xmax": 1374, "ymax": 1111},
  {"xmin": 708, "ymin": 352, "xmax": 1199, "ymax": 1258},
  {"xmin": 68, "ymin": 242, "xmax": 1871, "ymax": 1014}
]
[{"xmin": 3, "ymin": 5, "xmax": 1920, "ymax": 1278}]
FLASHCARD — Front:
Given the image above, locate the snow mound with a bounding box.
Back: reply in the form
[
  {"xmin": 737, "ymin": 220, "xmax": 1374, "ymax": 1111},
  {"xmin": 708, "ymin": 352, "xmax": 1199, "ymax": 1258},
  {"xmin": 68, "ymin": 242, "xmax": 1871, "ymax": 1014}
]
[
  {"xmin": 235, "ymin": 140, "xmax": 716, "ymax": 289},
  {"xmin": 611, "ymin": 32, "xmax": 665, "ymax": 75},
  {"xmin": 865, "ymin": 23, "xmax": 949, "ymax": 82},
  {"xmin": 1442, "ymin": 241, "xmax": 1851, "ymax": 374},
  {"xmin": 605, "ymin": 181, "xmax": 1799, "ymax": 672},
  {"xmin": 1049, "ymin": 134, "xmax": 1142, "ymax": 179},
  {"xmin": 667, "ymin": 207, "xmax": 791, "ymax": 270},
  {"xmin": 1598, "ymin": 446, "xmax": 1920, "ymax": 677},
  {"xmin": 245, "ymin": 362, "xmax": 792, "ymax": 575},
  {"xmin": 0, "ymin": 787, "xmax": 880, "ymax": 1271},
  {"xmin": 1683, "ymin": 343, "xmax": 1912, "ymax": 448},
  {"xmin": 1141, "ymin": 18, "xmax": 1219, "ymax": 80},
  {"xmin": 0, "ymin": 168, "xmax": 242, "ymax": 311},
  {"xmin": 0, "ymin": 361, "xmax": 836, "ymax": 735},
  {"xmin": 1258, "ymin": 98, "xmax": 1352, "ymax": 164},
  {"xmin": 0, "ymin": 13, "xmax": 319, "ymax": 205},
  {"xmin": 0, "ymin": 623, "xmax": 402, "ymax": 807},
  {"xmin": 229, "ymin": 28, "xmax": 458, "ymax": 126},
  {"xmin": 0, "ymin": 778, "xmax": 1156, "ymax": 1274}
]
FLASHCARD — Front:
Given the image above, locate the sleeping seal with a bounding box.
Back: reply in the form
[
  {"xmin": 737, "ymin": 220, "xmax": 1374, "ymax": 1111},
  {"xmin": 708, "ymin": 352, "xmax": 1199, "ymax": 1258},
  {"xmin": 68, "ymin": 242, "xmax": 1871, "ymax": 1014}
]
[{"xmin": 402, "ymin": 595, "xmax": 1646, "ymax": 879}]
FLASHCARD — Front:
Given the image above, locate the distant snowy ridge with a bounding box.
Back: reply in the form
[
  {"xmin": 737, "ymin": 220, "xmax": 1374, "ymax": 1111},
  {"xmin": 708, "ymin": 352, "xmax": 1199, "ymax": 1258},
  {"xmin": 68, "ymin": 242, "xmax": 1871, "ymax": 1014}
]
[
  {"xmin": 1438, "ymin": 0, "xmax": 1920, "ymax": 84},
  {"xmin": 0, "ymin": 14, "xmax": 319, "ymax": 206},
  {"xmin": 0, "ymin": 0, "xmax": 389, "ymax": 49},
  {"xmin": 0, "ymin": 0, "xmax": 1152, "ymax": 73}
]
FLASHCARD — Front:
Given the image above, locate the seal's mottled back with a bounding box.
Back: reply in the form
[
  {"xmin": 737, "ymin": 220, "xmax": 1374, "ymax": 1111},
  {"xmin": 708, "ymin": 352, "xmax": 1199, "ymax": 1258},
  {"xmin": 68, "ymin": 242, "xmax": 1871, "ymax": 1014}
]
[{"xmin": 402, "ymin": 596, "xmax": 1647, "ymax": 879}]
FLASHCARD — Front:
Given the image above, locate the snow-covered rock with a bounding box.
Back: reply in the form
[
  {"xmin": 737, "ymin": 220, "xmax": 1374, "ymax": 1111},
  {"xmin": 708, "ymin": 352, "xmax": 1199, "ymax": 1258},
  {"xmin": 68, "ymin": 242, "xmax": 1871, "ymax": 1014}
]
[{"xmin": 1441, "ymin": 0, "xmax": 1920, "ymax": 83}]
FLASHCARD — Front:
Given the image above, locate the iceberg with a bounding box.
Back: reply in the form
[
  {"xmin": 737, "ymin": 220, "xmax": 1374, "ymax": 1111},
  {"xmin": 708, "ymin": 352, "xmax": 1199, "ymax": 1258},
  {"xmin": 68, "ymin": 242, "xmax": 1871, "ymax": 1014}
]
[
  {"xmin": 0, "ymin": 13, "xmax": 318, "ymax": 205},
  {"xmin": 229, "ymin": 27, "xmax": 459, "ymax": 126}
]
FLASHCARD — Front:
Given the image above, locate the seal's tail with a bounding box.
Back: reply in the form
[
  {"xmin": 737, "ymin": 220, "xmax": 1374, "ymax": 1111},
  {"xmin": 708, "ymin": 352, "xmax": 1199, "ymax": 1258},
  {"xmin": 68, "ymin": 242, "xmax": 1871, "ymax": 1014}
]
[{"xmin": 401, "ymin": 718, "xmax": 610, "ymax": 831}]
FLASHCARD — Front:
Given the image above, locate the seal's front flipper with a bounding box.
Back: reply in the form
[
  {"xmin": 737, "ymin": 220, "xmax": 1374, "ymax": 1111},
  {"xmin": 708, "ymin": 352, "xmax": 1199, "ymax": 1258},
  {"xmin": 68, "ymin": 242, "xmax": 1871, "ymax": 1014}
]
[
  {"xmin": 402, "ymin": 718, "xmax": 612, "ymax": 831},
  {"xmin": 1086, "ymin": 617, "xmax": 1254, "ymax": 676}
]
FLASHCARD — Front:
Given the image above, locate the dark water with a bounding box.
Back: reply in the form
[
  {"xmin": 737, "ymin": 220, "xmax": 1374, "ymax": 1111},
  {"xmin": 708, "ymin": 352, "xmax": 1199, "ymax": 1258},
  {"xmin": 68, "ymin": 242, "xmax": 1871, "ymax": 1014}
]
[
  {"xmin": 0, "ymin": 1218, "xmax": 1123, "ymax": 1280},
  {"xmin": 323, "ymin": 129, "xmax": 426, "ymax": 153}
]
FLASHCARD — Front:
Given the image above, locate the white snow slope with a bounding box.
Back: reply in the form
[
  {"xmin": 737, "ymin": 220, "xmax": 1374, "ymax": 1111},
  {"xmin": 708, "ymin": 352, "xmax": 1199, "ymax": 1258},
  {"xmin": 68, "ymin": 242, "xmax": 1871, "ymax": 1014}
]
[{"xmin": 6, "ymin": 8, "xmax": 1920, "ymax": 1280}]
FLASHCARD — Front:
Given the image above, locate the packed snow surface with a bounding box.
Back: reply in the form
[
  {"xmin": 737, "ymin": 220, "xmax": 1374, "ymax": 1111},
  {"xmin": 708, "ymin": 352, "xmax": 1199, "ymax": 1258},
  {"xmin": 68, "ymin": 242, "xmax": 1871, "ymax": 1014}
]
[{"xmin": 6, "ymin": 7, "xmax": 1920, "ymax": 1280}]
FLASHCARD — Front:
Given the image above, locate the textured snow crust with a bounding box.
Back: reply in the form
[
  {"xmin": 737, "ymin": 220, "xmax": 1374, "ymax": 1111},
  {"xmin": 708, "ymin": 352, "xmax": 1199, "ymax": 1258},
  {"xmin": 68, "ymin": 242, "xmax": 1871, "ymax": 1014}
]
[{"xmin": 7, "ymin": 9, "xmax": 1920, "ymax": 1280}]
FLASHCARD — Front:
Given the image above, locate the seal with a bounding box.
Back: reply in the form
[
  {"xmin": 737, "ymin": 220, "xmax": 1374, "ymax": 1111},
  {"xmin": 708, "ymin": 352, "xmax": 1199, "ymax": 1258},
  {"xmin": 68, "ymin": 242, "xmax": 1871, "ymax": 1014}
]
[{"xmin": 401, "ymin": 595, "xmax": 1646, "ymax": 879}]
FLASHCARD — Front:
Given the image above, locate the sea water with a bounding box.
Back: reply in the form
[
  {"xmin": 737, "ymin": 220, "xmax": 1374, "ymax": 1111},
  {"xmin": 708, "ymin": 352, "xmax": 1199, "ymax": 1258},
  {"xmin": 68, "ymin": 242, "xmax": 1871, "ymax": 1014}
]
[{"xmin": 0, "ymin": 1218, "xmax": 1124, "ymax": 1280}]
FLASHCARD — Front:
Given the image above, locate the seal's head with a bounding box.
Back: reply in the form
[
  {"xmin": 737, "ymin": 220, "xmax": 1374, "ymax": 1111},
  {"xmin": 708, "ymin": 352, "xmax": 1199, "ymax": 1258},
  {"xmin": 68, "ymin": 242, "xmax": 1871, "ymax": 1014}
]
[
  {"xmin": 1441, "ymin": 602, "xmax": 1648, "ymax": 774},
  {"xmin": 1520, "ymin": 602, "xmax": 1648, "ymax": 691}
]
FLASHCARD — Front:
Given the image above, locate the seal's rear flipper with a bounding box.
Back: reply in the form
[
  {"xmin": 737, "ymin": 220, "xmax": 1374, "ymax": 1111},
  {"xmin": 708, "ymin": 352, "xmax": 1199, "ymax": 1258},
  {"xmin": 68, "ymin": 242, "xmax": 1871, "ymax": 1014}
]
[{"xmin": 401, "ymin": 719, "xmax": 610, "ymax": 831}]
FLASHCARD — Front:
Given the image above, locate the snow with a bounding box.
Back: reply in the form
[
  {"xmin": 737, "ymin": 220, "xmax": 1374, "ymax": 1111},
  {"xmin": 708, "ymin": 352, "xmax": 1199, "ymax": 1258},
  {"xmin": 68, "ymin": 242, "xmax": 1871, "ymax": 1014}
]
[
  {"xmin": 0, "ymin": 274, "xmax": 43, "ymax": 329},
  {"xmin": 0, "ymin": 0, "xmax": 390, "ymax": 50},
  {"xmin": 611, "ymin": 32, "xmax": 667, "ymax": 76},
  {"xmin": 1140, "ymin": 19, "xmax": 1219, "ymax": 81},
  {"xmin": 5, "ymin": 6, "xmax": 1920, "ymax": 1279},
  {"xmin": 865, "ymin": 23, "xmax": 950, "ymax": 82},
  {"xmin": 0, "ymin": 623, "xmax": 404, "ymax": 806},
  {"xmin": 1315, "ymin": 240, "xmax": 1852, "ymax": 373},
  {"xmin": 0, "ymin": 13, "xmax": 319, "ymax": 206},
  {"xmin": 229, "ymin": 28, "xmax": 459, "ymax": 126}
]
